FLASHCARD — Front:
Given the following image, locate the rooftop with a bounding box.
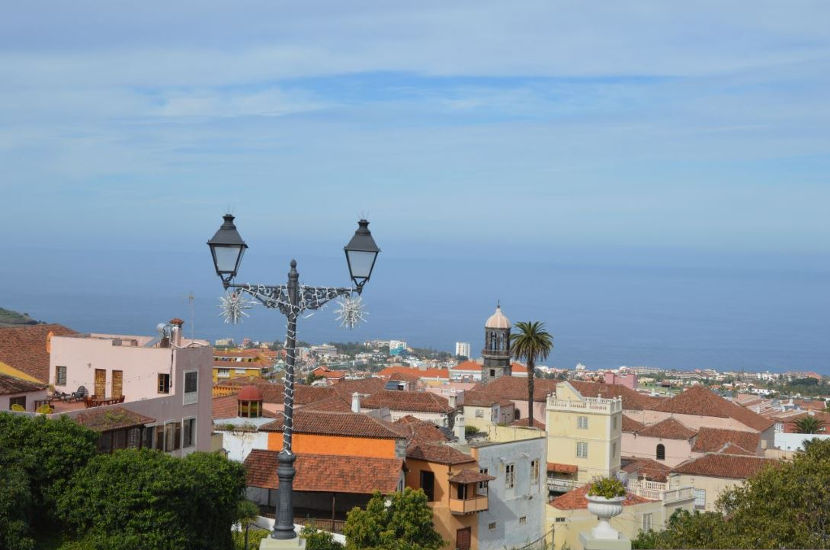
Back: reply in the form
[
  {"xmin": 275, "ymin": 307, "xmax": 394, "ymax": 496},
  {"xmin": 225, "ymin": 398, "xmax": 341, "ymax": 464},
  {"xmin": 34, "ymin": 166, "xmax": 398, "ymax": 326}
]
[
  {"xmin": 260, "ymin": 410, "xmax": 405, "ymax": 440},
  {"xmin": 550, "ymin": 484, "xmax": 655, "ymax": 510},
  {"xmin": 672, "ymin": 453, "xmax": 780, "ymax": 479},
  {"xmin": 0, "ymin": 372, "xmax": 47, "ymax": 395},
  {"xmin": 71, "ymin": 406, "xmax": 155, "ymax": 432},
  {"xmin": 692, "ymin": 427, "xmax": 760, "ymax": 454},
  {"xmin": 361, "ymin": 390, "xmax": 453, "ymax": 413},
  {"xmin": 637, "ymin": 417, "xmax": 697, "ymax": 440},
  {"xmin": 0, "ymin": 323, "xmax": 78, "ymax": 383}
]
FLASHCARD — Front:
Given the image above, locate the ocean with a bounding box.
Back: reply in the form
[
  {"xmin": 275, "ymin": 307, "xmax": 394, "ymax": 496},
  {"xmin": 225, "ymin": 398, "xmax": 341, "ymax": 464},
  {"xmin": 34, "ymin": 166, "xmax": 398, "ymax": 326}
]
[{"xmin": 1, "ymin": 244, "xmax": 828, "ymax": 374}]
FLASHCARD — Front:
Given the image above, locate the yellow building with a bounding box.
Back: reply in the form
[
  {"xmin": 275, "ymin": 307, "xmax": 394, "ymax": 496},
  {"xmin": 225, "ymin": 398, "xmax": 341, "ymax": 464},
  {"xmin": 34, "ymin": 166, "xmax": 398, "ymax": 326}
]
[
  {"xmin": 212, "ymin": 349, "xmax": 272, "ymax": 383},
  {"xmin": 545, "ymin": 381, "xmax": 622, "ymax": 491}
]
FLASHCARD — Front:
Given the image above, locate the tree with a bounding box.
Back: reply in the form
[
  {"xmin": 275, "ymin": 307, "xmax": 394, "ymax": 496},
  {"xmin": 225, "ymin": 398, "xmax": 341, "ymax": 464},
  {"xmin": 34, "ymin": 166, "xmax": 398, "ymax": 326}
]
[
  {"xmin": 343, "ymin": 488, "xmax": 443, "ymax": 550},
  {"xmin": 58, "ymin": 449, "xmax": 246, "ymax": 550},
  {"xmin": 634, "ymin": 438, "xmax": 830, "ymax": 549},
  {"xmin": 510, "ymin": 321, "xmax": 553, "ymax": 429},
  {"xmin": 302, "ymin": 524, "xmax": 344, "ymax": 550},
  {"xmin": 793, "ymin": 415, "xmax": 825, "ymax": 434}
]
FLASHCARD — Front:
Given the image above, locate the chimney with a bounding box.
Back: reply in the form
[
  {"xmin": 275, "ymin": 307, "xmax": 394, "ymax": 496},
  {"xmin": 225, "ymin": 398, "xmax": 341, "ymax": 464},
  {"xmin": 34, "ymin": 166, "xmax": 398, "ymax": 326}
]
[
  {"xmin": 170, "ymin": 318, "xmax": 184, "ymax": 347},
  {"xmin": 351, "ymin": 392, "xmax": 361, "ymax": 413},
  {"xmin": 448, "ymin": 390, "xmax": 457, "ymax": 409},
  {"xmin": 454, "ymin": 412, "xmax": 466, "ymax": 443}
]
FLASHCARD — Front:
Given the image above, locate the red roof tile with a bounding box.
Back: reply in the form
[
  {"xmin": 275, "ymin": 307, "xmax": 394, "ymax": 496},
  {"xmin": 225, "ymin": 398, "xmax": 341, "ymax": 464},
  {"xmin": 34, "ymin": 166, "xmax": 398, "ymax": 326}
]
[
  {"xmin": 449, "ymin": 469, "xmax": 495, "ymax": 483},
  {"xmin": 361, "ymin": 390, "xmax": 453, "ymax": 413},
  {"xmin": 261, "ymin": 410, "xmax": 405, "ymax": 440},
  {"xmin": 299, "ymin": 395, "xmax": 353, "ymax": 413},
  {"xmin": 547, "ymin": 462, "xmax": 578, "ymax": 474},
  {"xmin": 637, "ymin": 418, "xmax": 697, "ymax": 440},
  {"xmin": 392, "ymin": 416, "xmax": 448, "ymax": 447},
  {"xmin": 551, "ymin": 484, "xmax": 655, "ymax": 510},
  {"xmin": 245, "ymin": 450, "xmax": 403, "ymax": 494},
  {"xmin": 212, "ymin": 394, "xmax": 277, "ymax": 420},
  {"xmin": 331, "ymin": 377, "xmax": 387, "ymax": 398},
  {"xmin": 511, "ymin": 417, "xmax": 546, "ymax": 429},
  {"xmin": 476, "ymin": 376, "xmax": 557, "ymax": 402},
  {"xmin": 379, "ymin": 366, "xmax": 450, "ymax": 380},
  {"xmin": 453, "ymin": 361, "xmax": 482, "ymax": 371},
  {"xmin": 71, "ymin": 406, "xmax": 155, "ymax": 432},
  {"xmin": 569, "ymin": 381, "xmax": 659, "ymax": 411},
  {"xmin": 0, "ymin": 324, "xmax": 78, "ymax": 383},
  {"xmin": 406, "ymin": 442, "xmax": 476, "ymax": 465},
  {"xmin": 654, "ymin": 386, "xmax": 774, "ymax": 432},
  {"xmin": 672, "ymin": 453, "xmax": 779, "ymax": 479},
  {"xmin": 692, "ymin": 427, "xmax": 760, "ymax": 454},
  {"xmin": 0, "ymin": 373, "xmax": 46, "ymax": 395},
  {"xmin": 622, "ymin": 414, "xmax": 646, "ymax": 433},
  {"xmin": 621, "ymin": 457, "xmax": 671, "ymax": 483}
]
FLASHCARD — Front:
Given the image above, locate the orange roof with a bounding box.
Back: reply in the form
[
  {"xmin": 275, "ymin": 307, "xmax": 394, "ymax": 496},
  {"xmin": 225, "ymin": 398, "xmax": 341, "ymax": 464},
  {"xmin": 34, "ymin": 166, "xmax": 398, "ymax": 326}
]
[
  {"xmin": 261, "ymin": 410, "xmax": 405, "ymax": 440},
  {"xmin": 653, "ymin": 386, "xmax": 774, "ymax": 431},
  {"xmin": 569, "ymin": 381, "xmax": 660, "ymax": 411},
  {"xmin": 454, "ymin": 361, "xmax": 482, "ymax": 371},
  {"xmin": 393, "ymin": 416, "xmax": 448, "ymax": 448},
  {"xmin": 672, "ymin": 453, "xmax": 779, "ymax": 479},
  {"xmin": 361, "ymin": 390, "xmax": 453, "ymax": 413},
  {"xmin": 622, "ymin": 414, "xmax": 646, "ymax": 433},
  {"xmin": 551, "ymin": 484, "xmax": 655, "ymax": 510},
  {"xmin": 476, "ymin": 376, "xmax": 556, "ymax": 402},
  {"xmin": 245, "ymin": 450, "xmax": 403, "ymax": 494},
  {"xmin": 547, "ymin": 462, "xmax": 577, "ymax": 474},
  {"xmin": 621, "ymin": 456, "xmax": 671, "ymax": 482},
  {"xmin": 637, "ymin": 418, "xmax": 697, "ymax": 440},
  {"xmin": 212, "ymin": 394, "xmax": 277, "ymax": 420},
  {"xmin": 332, "ymin": 377, "xmax": 386, "ymax": 398},
  {"xmin": 692, "ymin": 427, "xmax": 760, "ymax": 454},
  {"xmin": 0, "ymin": 324, "xmax": 78, "ymax": 383},
  {"xmin": 379, "ymin": 366, "xmax": 450, "ymax": 380},
  {"xmin": 238, "ymin": 385, "xmax": 263, "ymax": 401},
  {"xmin": 407, "ymin": 442, "xmax": 476, "ymax": 465}
]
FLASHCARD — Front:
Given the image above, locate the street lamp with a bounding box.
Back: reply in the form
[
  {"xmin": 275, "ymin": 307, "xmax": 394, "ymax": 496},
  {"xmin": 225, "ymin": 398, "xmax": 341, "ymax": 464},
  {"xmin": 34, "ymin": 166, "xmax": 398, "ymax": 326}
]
[{"xmin": 207, "ymin": 215, "xmax": 379, "ymax": 541}]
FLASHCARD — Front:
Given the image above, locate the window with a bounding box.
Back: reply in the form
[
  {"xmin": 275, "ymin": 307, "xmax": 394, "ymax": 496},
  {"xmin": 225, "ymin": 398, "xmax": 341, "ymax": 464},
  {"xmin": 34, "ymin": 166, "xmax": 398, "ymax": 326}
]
[
  {"xmin": 55, "ymin": 366, "xmax": 67, "ymax": 386},
  {"xmin": 143, "ymin": 426, "xmax": 155, "ymax": 449},
  {"xmin": 478, "ymin": 468, "xmax": 489, "ymax": 492},
  {"xmin": 555, "ymin": 517, "xmax": 566, "ymax": 523},
  {"xmin": 577, "ymin": 416, "xmax": 588, "ymax": 429},
  {"xmin": 183, "ymin": 371, "xmax": 198, "ymax": 405},
  {"xmin": 642, "ymin": 513, "xmax": 652, "ymax": 531},
  {"xmin": 154, "ymin": 425, "xmax": 165, "ymax": 451},
  {"xmin": 577, "ymin": 441, "xmax": 588, "ymax": 458},
  {"xmin": 505, "ymin": 463, "xmax": 515, "ymax": 489},
  {"xmin": 217, "ymin": 368, "xmax": 231, "ymax": 378},
  {"xmin": 531, "ymin": 460, "xmax": 539, "ymax": 484},
  {"xmin": 656, "ymin": 444, "xmax": 665, "ymax": 461},
  {"xmin": 183, "ymin": 418, "xmax": 196, "ymax": 448},
  {"xmin": 488, "ymin": 522, "xmax": 496, "ymax": 530},
  {"xmin": 127, "ymin": 427, "xmax": 141, "ymax": 448},
  {"xmin": 456, "ymin": 483, "xmax": 468, "ymax": 500},
  {"xmin": 475, "ymin": 409, "xmax": 484, "ymax": 418},
  {"xmin": 420, "ymin": 470, "xmax": 435, "ymax": 502},
  {"xmin": 9, "ymin": 396, "xmax": 26, "ymax": 410},
  {"xmin": 165, "ymin": 421, "xmax": 181, "ymax": 452},
  {"xmin": 694, "ymin": 488, "xmax": 706, "ymax": 509},
  {"xmin": 158, "ymin": 373, "xmax": 170, "ymax": 394},
  {"xmin": 519, "ymin": 516, "xmax": 527, "ymax": 525}
]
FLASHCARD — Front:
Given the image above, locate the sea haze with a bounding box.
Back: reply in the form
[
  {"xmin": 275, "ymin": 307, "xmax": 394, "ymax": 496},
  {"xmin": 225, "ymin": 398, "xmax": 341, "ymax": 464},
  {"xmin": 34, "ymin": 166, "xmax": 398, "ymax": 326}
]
[{"xmin": 1, "ymin": 244, "xmax": 827, "ymax": 374}]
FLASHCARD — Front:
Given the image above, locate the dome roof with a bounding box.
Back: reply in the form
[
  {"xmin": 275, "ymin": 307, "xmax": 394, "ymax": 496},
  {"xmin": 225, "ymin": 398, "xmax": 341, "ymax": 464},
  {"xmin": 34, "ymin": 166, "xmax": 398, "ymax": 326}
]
[
  {"xmin": 485, "ymin": 305, "xmax": 510, "ymax": 329},
  {"xmin": 238, "ymin": 385, "xmax": 263, "ymax": 401}
]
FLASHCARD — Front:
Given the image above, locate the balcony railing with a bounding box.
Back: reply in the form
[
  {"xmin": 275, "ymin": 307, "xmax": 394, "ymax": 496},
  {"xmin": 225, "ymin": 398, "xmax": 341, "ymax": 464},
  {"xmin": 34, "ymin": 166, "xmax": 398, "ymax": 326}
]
[
  {"xmin": 449, "ymin": 496, "xmax": 489, "ymax": 514},
  {"xmin": 547, "ymin": 396, "xmax": 623, "ymax": 413},
  {"xmin": 627, "ymin": 480, "xmax": 695, "ymax": 504},
  {"xmin": 547, "ymin": 477, "xmax": 580, "ymax": 493}
]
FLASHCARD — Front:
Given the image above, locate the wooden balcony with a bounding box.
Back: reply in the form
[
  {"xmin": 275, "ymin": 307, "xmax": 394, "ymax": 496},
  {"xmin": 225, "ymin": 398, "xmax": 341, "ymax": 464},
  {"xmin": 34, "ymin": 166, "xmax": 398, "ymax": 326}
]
[{"xmin": 449, "ymin": 495, "xmax": 489, "ymax": 515}]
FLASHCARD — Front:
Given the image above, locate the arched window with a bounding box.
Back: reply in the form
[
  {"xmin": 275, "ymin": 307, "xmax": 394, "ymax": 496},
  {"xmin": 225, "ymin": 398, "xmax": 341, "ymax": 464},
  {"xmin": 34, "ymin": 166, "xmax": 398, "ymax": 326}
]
[
  {"xmin": 656, "ymin": 444, "xmax": 665, "ymax": 461},
  {"xmin": 514, "ymin": 409, "xmax": 521, "ymax": 420}
]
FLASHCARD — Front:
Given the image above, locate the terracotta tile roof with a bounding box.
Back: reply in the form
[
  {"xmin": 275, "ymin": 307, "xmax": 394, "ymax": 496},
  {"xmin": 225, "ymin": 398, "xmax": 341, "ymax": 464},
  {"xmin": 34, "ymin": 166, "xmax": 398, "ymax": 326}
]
[
  {"xmin": 653, "ymin": 386, "xmax": 774, "ymax": 432},
  {"xmin": 511, "ymin": 417, "xmax": 546, "ymax": 429},
  {"xmin": 71, "ymin": 406, "xmax": 155, "ymax": 432},
  {"xmin": 406, "ymin": 442, "xmax": 476, "ymax": 465},
  {"xmin": 718, "ymin": 443, "xmax": 755, "ymax": 455},
  {"xmin": 453, "ymin": 361, "xmax": 482, "ymax": 371},
  {"xmin": 547, "ymin": 462, "xmax": 578, "ymax": 474},
  {"xmin": 462, "ymin": 390, "xmax": 503, "ymax": 407},
  {"xmin": 261, "ymin": 410, "xmax": 405, "ymax": 440},
  {"xmin": 393, "ymin": 416, "xmax": 448, "ymax": 447},
  {"xmin": 449, "ymin": 469, "xmax": 495, "ymax": 483},
  {"xmin": 0, "ymin": 324, "xmax": 78, "ymax": 383},
  {"xmin": 637, "ymin": 418, "xmax": 697, "ymax": 440},
  {"xmin": 692, "ymin": 427, "xmax": 760, "ymax": 454},
  {"xmin": 569, "ymin": 381, "xmax": 659, "ymax": 411},
  {"xmin": 621, "ymin": 456, "xmax": 671, "ymax": 483},
  {"xmin": 299, "ymin": 395, "xmax": 352, "ymax": 413},
  {"xmin": 551, "ymin": 484, "xmax": 655, "ymax": 510},
  {"xmin": 212, "ymin": 395, "xmax": 277, "ymax": 420},
  {"xmin": 214, "ymin": 378, "xmax": 339, "ymax": 405},
  {"xmin": 361, "ymin": 390, "xmax": 453, "ymax": 413},
  {"xmin": 245, "ymin": 450, "xmax": 403, "ymax": 494},
  {"xmin": 379, "ymin": 366, "xmax": 450, "ymax": 380},
  {"xmin": 0, "ymin": 373, "xmax": 47, "ymax": 395},
  {"xmin": 475, "ymin": 376, "xmax": 557, "ymax": 402},
  {"xmin": 331, "ymin": 377, "xmax": 386, "ymax": 398},
  {"xmin": 622, "ymin": 414, "xmax": 646, "ymax": 433},
  {"xmin": 672, "ymin": 453, "xmax": 780, "ymax": 479}
]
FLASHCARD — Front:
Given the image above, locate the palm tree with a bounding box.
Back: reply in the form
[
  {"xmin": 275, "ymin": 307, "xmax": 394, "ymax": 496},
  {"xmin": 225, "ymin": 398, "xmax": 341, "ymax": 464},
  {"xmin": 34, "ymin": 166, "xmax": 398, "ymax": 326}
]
[
  {"xmin": 511, "ymin": 321, "xmax": 553, "ymax": 429},
  {"xmin": 794, "ymin": 415, "xmax": 825, "ymax": 434}
]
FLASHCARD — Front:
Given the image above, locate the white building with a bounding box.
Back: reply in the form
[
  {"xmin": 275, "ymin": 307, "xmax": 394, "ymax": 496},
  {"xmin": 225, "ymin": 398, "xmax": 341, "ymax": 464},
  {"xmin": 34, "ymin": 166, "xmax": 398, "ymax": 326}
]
[{"xmin": 455, "ymin": 342, "xmax": 471, "ymax": 358}]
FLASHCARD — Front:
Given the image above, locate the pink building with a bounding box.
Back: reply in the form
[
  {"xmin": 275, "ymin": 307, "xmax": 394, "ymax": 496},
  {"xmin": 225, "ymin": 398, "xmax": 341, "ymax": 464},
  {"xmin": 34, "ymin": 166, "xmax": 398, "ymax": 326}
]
[
  {"xmin": 48, "ymin": 321, "xmax": 213, "ymax": 457},
  {"xmin": 603, "ymin": 371, "xmax": 638, "ymax": 389}
]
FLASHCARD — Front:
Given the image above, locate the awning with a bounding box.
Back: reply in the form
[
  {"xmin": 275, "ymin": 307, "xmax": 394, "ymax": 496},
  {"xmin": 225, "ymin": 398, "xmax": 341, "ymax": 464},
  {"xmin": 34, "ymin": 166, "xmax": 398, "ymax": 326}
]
[
  {"xmin": 547, "ymin": 462, "xmax": 578, "ymax": 474},
  {"xmin": 449, "ymin": 469, "xmax": 497, "ymax": 484}
]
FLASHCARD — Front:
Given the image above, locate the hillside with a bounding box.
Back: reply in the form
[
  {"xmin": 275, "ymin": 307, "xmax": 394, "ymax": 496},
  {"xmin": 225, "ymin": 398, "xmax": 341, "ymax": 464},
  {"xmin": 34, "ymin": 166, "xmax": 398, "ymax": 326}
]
[{"xmin": 0, "ymin": 307, "xmax": 41, "ymax": 326}]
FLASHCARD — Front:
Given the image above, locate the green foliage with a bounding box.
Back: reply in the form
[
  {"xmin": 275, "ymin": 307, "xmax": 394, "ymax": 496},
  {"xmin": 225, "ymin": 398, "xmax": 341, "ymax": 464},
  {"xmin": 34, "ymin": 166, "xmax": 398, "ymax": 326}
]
[
  {"xmin": 57, "ymin": 449, "xmax": 246, "ymax": 550},
  {"xmin": 343, "ymin": 488, "xmax": 443, "ymax": 550},
  {"xmin": 464, "ymin": 425, "xmax": 480, "ymax": 437},
  {"xmin": 233, "ymin": 527, "xmax": 269, "ymax": 550},
  {"xmin": 634, "ymin": 439, "xmax": 830, "ymax": 549},
  {"xmin": 587, "ymin": 477, "xmax": 626, "ymax": 499},
  {"xmin": 793, "ymin": 415, "xmax": 825, "ymax": 434},
  {"xmin": 302, "ymin": 524, "xmax": 344, "ymax": 550},
  {"xmin": 0, "ymin": 465, "xmax": 35, "ymax": 550},
  {"xmin": 510, "ymin": 321, "xmax": 553, "ymax": 429}
]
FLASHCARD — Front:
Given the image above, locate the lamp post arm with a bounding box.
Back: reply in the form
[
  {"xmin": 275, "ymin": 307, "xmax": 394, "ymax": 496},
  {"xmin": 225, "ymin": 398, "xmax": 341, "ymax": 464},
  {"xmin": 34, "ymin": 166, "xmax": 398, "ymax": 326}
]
[{"xmin": 227, "ymin": 283, "xmax": 356, "ymax": 316}]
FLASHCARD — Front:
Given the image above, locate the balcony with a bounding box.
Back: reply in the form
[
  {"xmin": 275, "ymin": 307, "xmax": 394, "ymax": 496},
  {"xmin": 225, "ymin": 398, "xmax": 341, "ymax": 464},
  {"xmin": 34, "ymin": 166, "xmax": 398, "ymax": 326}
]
[
  {"xmin": 627, "ymin": 480, "xmax": 695, "ymax": 505},
  {"xmin": 547, "ymin": 396, "xmax": 622, "ymax": 414},
  {"xmin": 547, "ymin": 477, "xmax": 580, "ymax": 493},
  {"xmin": 449, "ymin": 495, "xmax": 489, "ymax": 514}
]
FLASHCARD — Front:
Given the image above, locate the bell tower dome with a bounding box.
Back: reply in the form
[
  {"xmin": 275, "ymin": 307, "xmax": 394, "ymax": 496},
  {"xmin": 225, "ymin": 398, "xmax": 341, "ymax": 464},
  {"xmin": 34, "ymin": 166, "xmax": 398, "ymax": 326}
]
[{"xmin": 482, "ymin": 304, "xmax": 512, "ymax": 383}]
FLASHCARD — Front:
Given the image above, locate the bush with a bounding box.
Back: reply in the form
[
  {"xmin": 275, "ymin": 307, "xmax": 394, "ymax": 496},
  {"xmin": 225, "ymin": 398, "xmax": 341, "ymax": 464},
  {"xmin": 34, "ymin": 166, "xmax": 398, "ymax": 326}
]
[
  {"xmin": 302, "ymin": 524, "xmax": 344, "ymax": 550},
  {"xmin": 464, "ymin": 425, "xmax": 480, "ymax": 437},
  {"xmin": 587, "ymin": 477, "xmax": 626, "ymax": 499}
]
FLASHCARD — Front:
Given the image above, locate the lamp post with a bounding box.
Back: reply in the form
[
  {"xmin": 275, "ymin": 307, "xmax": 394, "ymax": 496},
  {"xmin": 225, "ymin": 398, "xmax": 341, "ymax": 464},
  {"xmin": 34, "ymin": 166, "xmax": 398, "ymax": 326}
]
[{"xmin": 208, "ymin": 214, "xmax": 379, "ymax": 541}]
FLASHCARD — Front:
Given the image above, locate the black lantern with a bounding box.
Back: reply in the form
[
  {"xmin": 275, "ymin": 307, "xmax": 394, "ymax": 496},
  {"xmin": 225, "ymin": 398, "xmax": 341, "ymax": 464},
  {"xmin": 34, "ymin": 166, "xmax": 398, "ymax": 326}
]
[
  {"xmin": 207, "ymin": 214, "xmax": 248, "ymax": 286},
  {"xmin": 344, "ymin": 219, "xmax": 380, "ymax": 290}
]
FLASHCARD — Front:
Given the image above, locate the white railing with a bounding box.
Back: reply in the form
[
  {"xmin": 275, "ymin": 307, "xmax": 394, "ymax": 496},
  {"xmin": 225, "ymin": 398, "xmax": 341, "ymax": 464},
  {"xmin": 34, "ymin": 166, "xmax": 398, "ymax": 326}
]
[
  {"xmin": 547, "ymin": 396, "xmax": 623, "ymax": 413},
  {"xmin": 547, "ymin": 477, "xmax": 579, "ymax": 492},
  {"xmin": 627, "ymin": 480, "xmax": 695, "ymax": 504}
]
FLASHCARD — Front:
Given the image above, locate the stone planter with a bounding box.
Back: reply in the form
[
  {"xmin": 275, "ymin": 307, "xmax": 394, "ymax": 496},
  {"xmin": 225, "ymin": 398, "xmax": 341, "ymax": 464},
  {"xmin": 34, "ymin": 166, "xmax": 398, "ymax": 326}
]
[{"xmin": 586, "ymin": 494, "xmax": 625, "ymax": 540}]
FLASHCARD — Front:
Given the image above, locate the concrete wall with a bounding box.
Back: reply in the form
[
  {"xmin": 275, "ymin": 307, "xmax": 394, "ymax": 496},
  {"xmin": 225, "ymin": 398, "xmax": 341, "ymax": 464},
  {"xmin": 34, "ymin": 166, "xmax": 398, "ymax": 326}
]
[
  {"xmin": 667, "ymin": 473, "xmax": 745, "ymax": 512},
  {"xmin": 471, "ymin": 437, "xmax": 547, "ymax": 550}
]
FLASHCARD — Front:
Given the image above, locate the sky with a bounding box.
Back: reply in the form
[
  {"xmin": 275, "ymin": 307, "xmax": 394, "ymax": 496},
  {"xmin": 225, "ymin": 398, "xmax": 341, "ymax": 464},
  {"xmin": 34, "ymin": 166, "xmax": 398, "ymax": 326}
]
[{"xmin": 1, "ymin": 2, "xmax": 828, "ymax": 370}]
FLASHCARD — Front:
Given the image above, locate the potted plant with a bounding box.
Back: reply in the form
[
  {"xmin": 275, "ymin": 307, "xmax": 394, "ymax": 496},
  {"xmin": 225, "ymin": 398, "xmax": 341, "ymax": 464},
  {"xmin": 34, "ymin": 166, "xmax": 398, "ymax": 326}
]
[{"xmin": 585, "ymin": 477, "xmax": 626, "ymax": 540}]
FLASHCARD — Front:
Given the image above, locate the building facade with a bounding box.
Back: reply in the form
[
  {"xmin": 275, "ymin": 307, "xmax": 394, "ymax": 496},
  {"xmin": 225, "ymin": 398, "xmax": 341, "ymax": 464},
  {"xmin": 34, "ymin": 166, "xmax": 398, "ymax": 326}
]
[{"xmin": 481, "ymin": 305, "xmax": 511, "ymax": 383}]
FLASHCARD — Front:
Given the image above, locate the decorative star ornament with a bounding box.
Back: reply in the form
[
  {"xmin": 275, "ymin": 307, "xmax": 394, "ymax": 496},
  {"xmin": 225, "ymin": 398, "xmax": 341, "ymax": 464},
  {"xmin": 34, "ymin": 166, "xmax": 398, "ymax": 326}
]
[
  {"xmin": 218, "ymin": 290, "xmax": 255, "ymax": 324},
  {"xmin": 334, "ymin": 295, "xmax": 367, "ymax": 329}
]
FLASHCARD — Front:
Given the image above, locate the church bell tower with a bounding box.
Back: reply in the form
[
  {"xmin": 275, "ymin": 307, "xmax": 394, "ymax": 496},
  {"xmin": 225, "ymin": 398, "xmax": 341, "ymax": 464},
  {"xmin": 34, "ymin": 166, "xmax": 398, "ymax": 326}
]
[{"xmin": 482, "ymin": 304, "xmax": 512, "ymax": 383}]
